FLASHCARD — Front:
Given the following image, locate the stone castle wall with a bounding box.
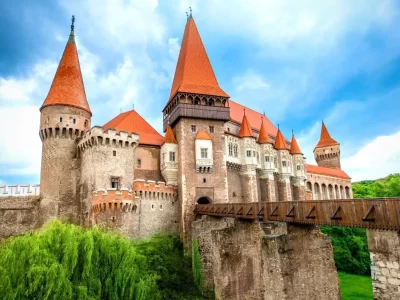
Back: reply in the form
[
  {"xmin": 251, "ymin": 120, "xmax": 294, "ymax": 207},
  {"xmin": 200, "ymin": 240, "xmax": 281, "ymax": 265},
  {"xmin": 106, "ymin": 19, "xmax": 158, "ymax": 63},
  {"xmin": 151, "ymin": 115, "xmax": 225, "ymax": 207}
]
[{"xmin": 0, "ymin": 196, "xmax": 40, "ymax": 239}]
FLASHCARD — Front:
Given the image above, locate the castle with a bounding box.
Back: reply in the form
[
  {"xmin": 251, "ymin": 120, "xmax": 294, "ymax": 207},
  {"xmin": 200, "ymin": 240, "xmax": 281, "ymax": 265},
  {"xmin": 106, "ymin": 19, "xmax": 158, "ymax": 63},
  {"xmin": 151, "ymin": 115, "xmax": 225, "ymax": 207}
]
[{"xmin": 22, "ymin": 13, "xmax": 353, "ymax": 240}]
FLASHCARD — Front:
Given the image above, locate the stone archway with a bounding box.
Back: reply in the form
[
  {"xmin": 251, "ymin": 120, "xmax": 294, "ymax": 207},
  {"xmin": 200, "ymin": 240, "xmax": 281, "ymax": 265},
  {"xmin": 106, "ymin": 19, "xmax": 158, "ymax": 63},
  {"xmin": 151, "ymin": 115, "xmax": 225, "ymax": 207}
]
[{"xmin": 197, "ymin": 197, "xmax": 212, "ymax": 204}]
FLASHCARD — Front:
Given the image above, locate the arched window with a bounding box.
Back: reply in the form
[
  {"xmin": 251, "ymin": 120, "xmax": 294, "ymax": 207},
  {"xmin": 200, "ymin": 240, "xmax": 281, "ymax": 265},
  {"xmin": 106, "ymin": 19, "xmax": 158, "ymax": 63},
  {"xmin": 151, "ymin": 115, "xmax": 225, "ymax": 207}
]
[
  {"xmin": 233, "ymin": 144, "xmax": 238, "ymax": 158},
  {"xmin": 228, "ymin": 143, "xmax": 233, "ymax": 156}
]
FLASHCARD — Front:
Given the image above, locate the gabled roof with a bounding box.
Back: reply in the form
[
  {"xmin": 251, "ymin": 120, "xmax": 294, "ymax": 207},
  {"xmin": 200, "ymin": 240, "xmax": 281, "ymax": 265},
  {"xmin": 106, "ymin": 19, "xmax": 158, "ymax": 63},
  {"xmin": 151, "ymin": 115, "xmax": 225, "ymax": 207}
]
[
  {"xmin": 195, "ymin": 130, "xmax": 212, "ymax": 140},
  {"xmin": 258, "ymin": 118, "xmax": 272, "ymax": 144},
  {"xmin": 274, "ymin": 129, "xmax": 288, "ymax": 150},
  {"xmin": 315, "ymin": 121, "xmax": 339, "ymax": 149},
  {"xmin": 168, "ymin": 16, "xmax": 229, "ymax": 104},
  {"xmin": 228, "ymin": 100, "xmax": 277, "ymax": 137},
  {"xmin": 239, "ymin": 113, "xmax": 255, "ymax": 138},
  {"xmin": 165, "ymin": 125, "xmax": 177, "ymax": 144},
  {"xmin": 305, "ymin": 164, "xmax": 350, "ymax": 179},
  {"xmin": 290, "ymin": 134, "xmax": 303, "ymax": 155},
  {"xmin": 40, "ymin": 24, "xmax": 91, "ymax": 115},
  {"xmin": 103, "ymin": 110, "xmax": 164, "ymax": 146}
]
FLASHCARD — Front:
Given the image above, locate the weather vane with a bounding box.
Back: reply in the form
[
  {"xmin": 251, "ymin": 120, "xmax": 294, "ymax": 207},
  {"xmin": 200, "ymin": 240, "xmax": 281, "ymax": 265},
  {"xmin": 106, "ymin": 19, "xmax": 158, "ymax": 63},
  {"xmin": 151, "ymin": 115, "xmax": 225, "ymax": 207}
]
[{"xmin": 71, "ymin": 15, "xmax": 75, "ymax": 32}]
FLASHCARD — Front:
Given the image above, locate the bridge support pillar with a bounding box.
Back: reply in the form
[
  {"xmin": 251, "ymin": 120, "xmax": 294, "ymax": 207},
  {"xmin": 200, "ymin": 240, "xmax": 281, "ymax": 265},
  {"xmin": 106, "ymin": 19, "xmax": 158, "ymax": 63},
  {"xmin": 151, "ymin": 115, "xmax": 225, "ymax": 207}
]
[
  {"xmin": 192, "ymin": 216, "xmax": 340, "ymax": 299},
  {"xmin": 368, "ymin": 229, "xmax": 400, "ymax": 300}
]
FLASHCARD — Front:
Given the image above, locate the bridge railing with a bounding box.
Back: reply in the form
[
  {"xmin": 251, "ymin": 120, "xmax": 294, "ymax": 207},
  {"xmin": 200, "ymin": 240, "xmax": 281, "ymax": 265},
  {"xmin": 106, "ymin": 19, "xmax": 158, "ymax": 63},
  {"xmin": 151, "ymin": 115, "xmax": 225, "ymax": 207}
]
[
  {"xmin": 0, "ymin": 184, "xmax": 40, "ymax": 197},
  {"xmin": 195, "ymin": 198, "xmax": 400, "ymax": 231}
]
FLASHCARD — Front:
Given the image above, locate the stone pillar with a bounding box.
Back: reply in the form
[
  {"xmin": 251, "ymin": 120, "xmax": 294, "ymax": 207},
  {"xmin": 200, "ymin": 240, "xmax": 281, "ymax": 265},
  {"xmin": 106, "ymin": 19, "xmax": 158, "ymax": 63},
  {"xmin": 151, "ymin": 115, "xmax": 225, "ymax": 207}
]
[
  {"xmin": 259, "ymin": 171, "xmax": 276, "ymax": 201},
  {"xmin": 192, "ymin": 216, "xmax": 340, "ymax": 300},
  {"xmin": 291, "ymin": 176, "xmax": 305, "ymax": 201},
  {"xmin": 276, "ymin": 174, "xmax": 292, "ymax": 201},
  {"xmin": 240, "ymin": 165, "xmax": 258, "ymax": 202},
  {"xmin": 368, "ymin": 229, "xmax": 400, "ymax": 300}
]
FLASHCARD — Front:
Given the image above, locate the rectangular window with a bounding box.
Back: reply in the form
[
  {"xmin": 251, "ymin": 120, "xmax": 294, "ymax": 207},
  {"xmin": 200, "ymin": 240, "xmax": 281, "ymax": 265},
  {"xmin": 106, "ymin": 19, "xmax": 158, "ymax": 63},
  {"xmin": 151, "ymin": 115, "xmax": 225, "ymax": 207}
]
[
  {"xmin": 113, "ymin": 150, "xmax": 116, "ymax": 157},
  {"xmin": 111, "ymin": 177, "xmax": 120, "ymax": 190},
  {"xmin": 169, "ymin": 151, "xmax": 175, "ymax": 162},
  {"xmin": 265, "ymin": 156, "xmax": 270, "ymax": 162},
  {"xmin": 201, "ymin": 148, "xmax": 208, "ymax": 158},
  {"xmin": 191, "ymin": 125, "xmax": 196, "ymax": 132},
  {"xmin": 73, "ymin": 119, "xmax": 76, "ymax": 124},
  {"xmin": 282, "ymin": 161, "xmax": 287, "ymax": 167},
  {"xmin": 209, "ymin": 126, "xmax": 214, "ymax": 133},
  {"xmin": 59, "ymin": 117, "xmax": 63, "ymax": 122},
  {"xmin": 297, "ymin": 165, "xmax": 301, "ymax": 171},
  {"xmin": 137, "ymin": 159, "xmax": 141, "ymax": 167},
  {"xmin": 246, "ymin": 150, "xmax": 251, "ymax": 157}
]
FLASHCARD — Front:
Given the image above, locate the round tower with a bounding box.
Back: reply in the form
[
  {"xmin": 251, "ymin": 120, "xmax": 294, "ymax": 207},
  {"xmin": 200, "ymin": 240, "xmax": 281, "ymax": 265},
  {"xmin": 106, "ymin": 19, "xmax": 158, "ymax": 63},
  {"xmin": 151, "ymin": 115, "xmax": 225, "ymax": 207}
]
[
  {"xmin": 39, "ymin": 16, "xmax": 92, "ymax": 225},
  {"xmin": 314, "ymin": 121, "xmax": 341, "ymax": 169}
]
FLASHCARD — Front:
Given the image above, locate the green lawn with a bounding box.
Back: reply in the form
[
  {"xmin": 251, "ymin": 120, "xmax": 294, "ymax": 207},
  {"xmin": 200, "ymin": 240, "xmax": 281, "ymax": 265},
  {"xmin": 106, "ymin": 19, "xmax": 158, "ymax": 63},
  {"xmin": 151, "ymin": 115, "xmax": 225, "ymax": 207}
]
[{"xmin": 338, "ymin": 272, "xmax": 373, "ymax": 300}]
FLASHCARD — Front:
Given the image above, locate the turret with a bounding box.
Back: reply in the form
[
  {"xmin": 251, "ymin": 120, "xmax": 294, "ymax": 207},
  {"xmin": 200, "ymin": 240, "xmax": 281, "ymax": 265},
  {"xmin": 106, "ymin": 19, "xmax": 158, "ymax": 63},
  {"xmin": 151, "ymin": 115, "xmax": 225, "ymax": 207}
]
[
  {"xmin": 39, "ymin": 16, "xmax": 92, "ymax": 225},
  {"xmin": 274, "ymin": 127, "xmax": 292, "ymax": 201},
  {"xmin": 290, "ymin": 132, "xmax": 306, "ymax": 200},
  {"xmin": 314, "ymin": 121, "xmax": 341, "ymax": 169},
  {"xmin": 239, "ymin": 111, "xmax": 258, "ymax": 166},
  {"xmin": 161, "ymin": 125, "xmax": 178, "ymax": 185}
]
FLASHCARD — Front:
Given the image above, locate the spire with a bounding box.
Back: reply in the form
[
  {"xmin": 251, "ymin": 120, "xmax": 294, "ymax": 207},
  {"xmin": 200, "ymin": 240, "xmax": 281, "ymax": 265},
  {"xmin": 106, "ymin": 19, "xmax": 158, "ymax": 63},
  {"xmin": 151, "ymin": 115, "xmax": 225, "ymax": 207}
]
[
  {"xmin": 40, "ymin": 16, "xmax": 91, "ymax": 115},
  {"xmin": 290, "ymin": 131, "xmax": 303, "ymax": 155},
  {"xmin": 168, "ymin": 14, "xmax": 229, "ymax": 103},
  {"xmin": 165, "ymin": 125, "xmax": 178, "ymax": 144},
  {"xmin": 258, "ymin": 117, "xmax": 271, "ymax": 144},
  {"xmin": 239, "ymin": 110, "xmax": 254, "ymax": 138},
  {"xmin": 274, "ymin": 128, "xmax": 288, "ymax": 150},
  {"xmin": 315, "ymin": 121, "xmax": 339, "ymax": 149}
]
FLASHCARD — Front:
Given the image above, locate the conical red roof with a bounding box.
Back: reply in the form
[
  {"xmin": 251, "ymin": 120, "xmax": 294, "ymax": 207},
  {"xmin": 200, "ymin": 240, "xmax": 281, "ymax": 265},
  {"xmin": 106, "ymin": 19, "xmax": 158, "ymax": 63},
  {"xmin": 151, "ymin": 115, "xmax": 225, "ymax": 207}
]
[
  {"xmin": 168, "ymin": 16, "xmax": 228, "ymax": 104},
  {"xmin": 40, "ymin": 27, "xmax": 91, "ymax": 115},
  {"xmin": 290, "ymin": 134, "xmax": 303, "ymax": 155},
  {"xmin": 103, "ymin": 110, "xmax": 164, "ymax": 146},
  {"xmin": 274, "ymin": 129, "xmax": 288, "ymax": 150},
  {"xmin": 239, "ymin": 112, "xmax": 254, "ymax": 138},
  {"xmin": 315, "ymin": 121, "xmax": 339, "ymax": 149},
  {"xmin": 258, "ymin": 118, "xmax": 271, "ymax": 144},
  {"xmin": 165, "ymin": 125, "xmax": 177, "ymax": 144}
]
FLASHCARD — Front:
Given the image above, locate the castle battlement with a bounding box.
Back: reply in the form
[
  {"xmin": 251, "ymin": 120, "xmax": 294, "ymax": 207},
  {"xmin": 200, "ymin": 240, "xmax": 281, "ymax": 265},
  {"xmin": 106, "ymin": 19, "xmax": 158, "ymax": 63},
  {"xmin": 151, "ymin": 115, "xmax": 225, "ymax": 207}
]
[
  {"xmin": 133, "ymin": 179, "xmax": 177, "ymax": 201},
  {"xmin": 91, "ymin": 188, "xmax": 136, "ymax": 214},
  {"xmin": 40, "ymin": 126, "xmax": 85, "ymax": 141},
  {"xmin": 78, "ymin": 126, "xmax": 139, "ymax": 152},
  {"xmin": 0, "ymin": 184, "xmax": 40, "ymax": 197}
]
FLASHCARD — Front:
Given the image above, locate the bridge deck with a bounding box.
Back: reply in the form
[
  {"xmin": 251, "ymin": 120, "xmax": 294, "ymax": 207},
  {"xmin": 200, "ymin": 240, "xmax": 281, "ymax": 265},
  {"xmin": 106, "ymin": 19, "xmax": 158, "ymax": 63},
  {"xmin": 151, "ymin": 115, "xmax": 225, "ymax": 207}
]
[{"xmin": 195, "ymin": 198, "xmax": 400, "ymax": 231}]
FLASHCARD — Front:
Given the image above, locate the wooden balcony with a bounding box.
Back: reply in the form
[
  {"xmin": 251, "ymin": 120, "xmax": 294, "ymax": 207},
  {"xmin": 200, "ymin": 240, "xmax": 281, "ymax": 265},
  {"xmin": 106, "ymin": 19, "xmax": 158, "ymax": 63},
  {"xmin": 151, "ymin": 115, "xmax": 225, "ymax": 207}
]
[{"xmin": 163, "ymin": 103, "xmax": 230, "ymax": 131}]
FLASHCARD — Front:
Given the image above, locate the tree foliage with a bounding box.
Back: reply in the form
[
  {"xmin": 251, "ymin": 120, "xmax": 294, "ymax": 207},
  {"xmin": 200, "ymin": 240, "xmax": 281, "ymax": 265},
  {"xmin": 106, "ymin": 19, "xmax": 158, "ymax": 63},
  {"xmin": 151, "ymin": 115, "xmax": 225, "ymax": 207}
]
[
  {"xmin": 0, "ymin": 221, "xmax": 205, "ymax": 300},
  {"xmin": 321, "ymin": 173, "xmax": 400, "ymax": 275}
]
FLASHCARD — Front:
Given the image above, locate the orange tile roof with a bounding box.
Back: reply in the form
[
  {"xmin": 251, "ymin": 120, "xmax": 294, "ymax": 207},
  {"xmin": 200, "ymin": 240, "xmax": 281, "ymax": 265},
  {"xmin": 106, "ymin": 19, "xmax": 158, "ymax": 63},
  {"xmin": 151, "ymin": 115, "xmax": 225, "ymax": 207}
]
[
  {"xmin": 305, "ymin": 164, "xmax": 351, "ymax": 179},
  {"xmin": 290, "ymin": 134, "xmax": 303, "ymax": 155},
  {"xmin": 315, "ymin": 121, "xmax": 339, "ymax": 149},
  {"xmin": 165, "ymin": 125, "xmax": 177, "ymax": 144},
  {"xmin": 228, "ymin": 100, "xmax": 278, "ymax": 137},
  {"xmin": 103, "ymin": 110, "xmax": 164, "ymax": 146},
  {"xmin": 258, "ymin": 117, "xmax": 271, "ymax": 144},
  {"xmin": 195, "ymin": 130, "xmax": 212, "ymax": 140},
  {"xmin": 274, "ymin": 129, "xmax": 288, "ymax": 150},
  {"xmin": 40, "ymin": 30, "xmax": 91, "ymax": 115},
  {"xmin": 239, "ymin": 113, "xmax": 255, "ymax": 138},
  {"xmin": 168, "ymin": 17, "xmax": 229, "ymax": 103}
]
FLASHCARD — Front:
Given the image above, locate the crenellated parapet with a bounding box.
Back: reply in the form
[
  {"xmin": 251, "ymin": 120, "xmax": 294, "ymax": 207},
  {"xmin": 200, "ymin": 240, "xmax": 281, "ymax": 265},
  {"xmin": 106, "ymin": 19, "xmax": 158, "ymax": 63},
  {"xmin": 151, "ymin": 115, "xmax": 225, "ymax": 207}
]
[
  {"xmin": 91, "ymin": 188, "xmax": 136, "ymax": 214},
  {"xmin": 39, "ymin": 126, "xmax": 85, "ymax": 141},
  {"xmin": 0, "ymin": 184, "xmax": 40, "ymax": 197},
  {"xmin": 133, "ymin": 179, "xmax": 177, "ymax": 201},
  {"xmin": 78, "ymin": 126, "xmax": 139, "ymax": 153}
]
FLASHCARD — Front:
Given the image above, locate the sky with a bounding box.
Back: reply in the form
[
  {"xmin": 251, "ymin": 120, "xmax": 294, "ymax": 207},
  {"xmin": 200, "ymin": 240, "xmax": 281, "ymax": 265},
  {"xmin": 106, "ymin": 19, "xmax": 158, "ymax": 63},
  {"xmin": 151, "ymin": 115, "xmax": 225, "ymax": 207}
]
[{"xmin": 0, "ymin": 0, "xmax": 400, "ymax": 185}]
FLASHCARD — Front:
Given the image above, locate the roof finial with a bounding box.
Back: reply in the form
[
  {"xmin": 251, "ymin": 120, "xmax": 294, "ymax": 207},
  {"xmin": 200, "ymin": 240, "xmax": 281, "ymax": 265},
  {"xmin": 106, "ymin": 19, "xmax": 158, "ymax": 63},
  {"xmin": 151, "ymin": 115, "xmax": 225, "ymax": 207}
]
[
  {"xmin": 189, "ymin": 6, "xmax": 192, "ymax": 17},
  {"xmin": 278, "ymin": 124, "xmax": 280, "ymax": 130},
  {"xmin": 71, "ymin": 15, "xmax": 75, "ymax": 32},
  {"xmin": 263, "ymin": 110, "xmax": 266, "ymax": 116},
  {"xmin": 132, "ymin": 103, "xmax": 135, "ymax": 111},
  {"xmin": 261, "ymin": 116, "xmax": 263, "ymax": 124},
  {"xmin": 292, "ymin": 129, "xmax": 294, "ymax": 136},
  {"xmin": 243, "ymin": 108, "xmax": 246, "ymax": 116}
]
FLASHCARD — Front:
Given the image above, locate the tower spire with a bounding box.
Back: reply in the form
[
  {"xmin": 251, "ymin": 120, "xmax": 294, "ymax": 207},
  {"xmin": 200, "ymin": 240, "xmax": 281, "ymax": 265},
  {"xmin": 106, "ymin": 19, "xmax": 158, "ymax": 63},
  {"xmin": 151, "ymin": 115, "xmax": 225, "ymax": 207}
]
[
  {"xmin": 315, "ymin": 121, "xmax": 339, "ymax": 149},
  {"xmin": 258, "ymin": 116, "xmax": 271, "ymax": 144},
  {"xmin": 290, "ymin": 132, "xmax": 303, "ymax": 155},
  {"xmin": 41, "ymin": 16, "xmax": 91, "ymax": 115},
  {"xmin": 274, "ymin": 127, "xmax": 288, "ymax": 150},
  {"xmin": 239, "ymin": 112, "xmax": 254, "ymax": 138}
]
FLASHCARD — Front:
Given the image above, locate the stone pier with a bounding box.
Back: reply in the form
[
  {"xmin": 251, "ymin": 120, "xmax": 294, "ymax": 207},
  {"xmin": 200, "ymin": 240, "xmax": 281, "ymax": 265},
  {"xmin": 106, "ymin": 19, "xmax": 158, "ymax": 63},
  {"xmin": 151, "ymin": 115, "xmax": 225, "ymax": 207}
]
[
  {"xmin": 192, "ymin": 215, "xmax": 340, "ymax": 300},
  {"xmin": 368, "ymin": 229, "xmax": 400, "ymax": 300}
]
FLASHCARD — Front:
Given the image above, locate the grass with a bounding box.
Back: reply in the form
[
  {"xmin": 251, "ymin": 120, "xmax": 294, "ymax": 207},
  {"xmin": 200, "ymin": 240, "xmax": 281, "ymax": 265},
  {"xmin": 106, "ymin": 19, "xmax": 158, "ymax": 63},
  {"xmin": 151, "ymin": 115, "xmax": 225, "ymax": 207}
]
[{"xmin": 338, "ymin": 271, "xmax": 373, "ymax": 300}]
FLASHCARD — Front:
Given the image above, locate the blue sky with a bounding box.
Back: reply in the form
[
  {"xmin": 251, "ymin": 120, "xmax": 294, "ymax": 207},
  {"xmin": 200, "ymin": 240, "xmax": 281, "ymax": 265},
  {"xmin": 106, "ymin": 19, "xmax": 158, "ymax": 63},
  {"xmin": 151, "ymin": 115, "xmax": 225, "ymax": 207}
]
[{"xmin": 0, "ymin": 0, "xmax": 400, "ymax": 185}]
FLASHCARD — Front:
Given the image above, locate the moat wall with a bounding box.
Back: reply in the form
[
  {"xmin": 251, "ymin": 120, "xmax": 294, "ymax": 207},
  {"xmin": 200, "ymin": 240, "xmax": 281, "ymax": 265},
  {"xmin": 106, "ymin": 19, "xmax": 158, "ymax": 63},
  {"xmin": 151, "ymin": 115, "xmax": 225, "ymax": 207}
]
[
  {"xmin": 0, "ymin": 196, "xmax": 40, "ymax": 239},
  {"xmin": 192, "ymin": 216, "xmax": 340, "ymax": 300}
]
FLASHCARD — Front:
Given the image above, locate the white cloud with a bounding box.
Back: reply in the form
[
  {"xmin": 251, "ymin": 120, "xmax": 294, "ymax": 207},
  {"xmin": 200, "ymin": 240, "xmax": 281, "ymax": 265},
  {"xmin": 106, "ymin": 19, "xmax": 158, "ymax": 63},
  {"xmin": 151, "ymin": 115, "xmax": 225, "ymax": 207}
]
[{"xmin": 342, "ymin": 131, "xmax": 400, "ymax": 181}]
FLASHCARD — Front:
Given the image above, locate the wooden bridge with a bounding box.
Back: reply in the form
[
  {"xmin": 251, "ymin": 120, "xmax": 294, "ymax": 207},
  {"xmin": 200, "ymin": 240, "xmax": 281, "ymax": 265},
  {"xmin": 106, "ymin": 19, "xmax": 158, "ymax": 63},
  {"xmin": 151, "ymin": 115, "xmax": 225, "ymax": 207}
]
[{"xmin": 195, "ymin": 198, "xmax": 400, "ymax": 231}]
